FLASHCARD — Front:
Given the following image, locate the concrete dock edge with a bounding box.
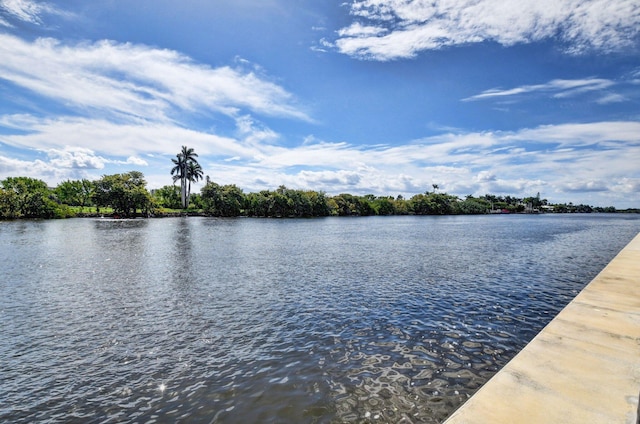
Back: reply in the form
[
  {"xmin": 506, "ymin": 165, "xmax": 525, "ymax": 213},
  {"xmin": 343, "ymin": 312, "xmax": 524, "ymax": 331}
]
[{"xmin": 444, "ymin": 232, "xmax": 640, "ymax": 424}]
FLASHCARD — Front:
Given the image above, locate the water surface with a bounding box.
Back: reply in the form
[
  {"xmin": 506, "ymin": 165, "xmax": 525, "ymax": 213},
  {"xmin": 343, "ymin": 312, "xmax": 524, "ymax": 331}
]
[{"xmin": 1, "ymin": 214, "xmax": 639, "ymax": 423}]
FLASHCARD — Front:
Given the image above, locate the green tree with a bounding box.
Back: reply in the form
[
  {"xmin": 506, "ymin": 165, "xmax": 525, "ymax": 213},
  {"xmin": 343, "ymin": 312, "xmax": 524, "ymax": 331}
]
[
  {"xmin": 372, "ymin": 196, "xmax": 396, "ymax": 215},
  {"xmin": 279, "ymin": 187, "xmax": 311, "ymax": 217},
  {"xmin": 92, "ymin": 171, "xmax": 155, "ymax": 217},
  {"xmin": 329, "ymin": 193, "xmax": 375, "ymax": 216},
  {"xmin": 241, "ymin": 187, "xmax": 330, "ymax": 218},
  {"xmin": 245, "ymin": 191, "xmax": 271, "ymax": 217},
  {"xmin": 153, "ymin": 185, "xmax": 181, "ymax": 209},
  {"xmin": 458, "ymin": 196, "xmax": 490, "ymax": 214},
  {"xmin": 55, "ymin": 179, "xmax": 94, "ymax": 209},
  {"xmin": 0, "ymin": 176, "xmax": 71, "ymax": 218},
  {"xmin": 409, "ymin": 193, "xmax": 431, "ymax": 214},
  {"xmin": 392, "ymin": 196, "xmax": 410, "ymax": 215},
  {"xmin": 201, "ymin": 181, "xmax": 245, "ymax": 217},
  {"xmin": 410, "ymin": 192, "xmax": 459, "ymax": 215},
  {"xmin": 0, "ymin": 187, "xmax": 19, "ymax": 218},
  {"xmin": 2, "ymin": 177, "xmax": 49, "ymax": 218},
  {"xmin": 186, "ymin": 161, "xmax": 204, "ymax": 208},
  {"xmin": 171, "ymin": 146, "xmax": 200, "ymax": 209},
  {"xmin": 307, "ymin": 190, "xmax": 331, "ymax": 217},
  {"xmin": 170, "ymin": 153, "xmax": 185, "ymax": 206},
  {"xmin": 270, "ymin": 189, "xmax": 293, "ymax": 217}
]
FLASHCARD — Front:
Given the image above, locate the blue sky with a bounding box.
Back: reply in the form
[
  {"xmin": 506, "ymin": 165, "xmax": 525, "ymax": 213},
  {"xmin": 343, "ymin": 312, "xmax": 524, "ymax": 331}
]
[{"xmin": 1, "ymin": 0, "xmax": 639, "ymax": 207}]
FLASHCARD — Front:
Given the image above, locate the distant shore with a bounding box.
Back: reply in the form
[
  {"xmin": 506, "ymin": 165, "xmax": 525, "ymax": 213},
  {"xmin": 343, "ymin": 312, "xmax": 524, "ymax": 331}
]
[{"xmin": 60, "ymin": 209, "xmax": 640, "ymax": 220}]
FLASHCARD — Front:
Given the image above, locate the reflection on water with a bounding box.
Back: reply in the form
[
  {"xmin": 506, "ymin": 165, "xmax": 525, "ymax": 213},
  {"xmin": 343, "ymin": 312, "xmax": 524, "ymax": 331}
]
[{"xmin": 1, "ymin": 215, "xmax": 639, "ymax": 423}]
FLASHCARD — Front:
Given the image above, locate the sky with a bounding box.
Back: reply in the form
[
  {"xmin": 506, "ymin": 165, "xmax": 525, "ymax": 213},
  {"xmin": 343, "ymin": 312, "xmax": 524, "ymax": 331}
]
[{"xmin": 0, "ymin": 0, "xmax": 639, "ymax": 208}]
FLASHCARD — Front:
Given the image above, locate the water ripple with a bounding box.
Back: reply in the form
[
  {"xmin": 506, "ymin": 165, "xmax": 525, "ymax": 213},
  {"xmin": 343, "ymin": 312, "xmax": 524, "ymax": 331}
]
[{"xmin": 1, "ymin": 215, "xmax": 638, "ymax": 423}]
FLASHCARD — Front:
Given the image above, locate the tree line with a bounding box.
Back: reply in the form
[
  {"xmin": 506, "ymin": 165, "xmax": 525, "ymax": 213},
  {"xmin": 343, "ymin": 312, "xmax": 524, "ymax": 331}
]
[
  {"xmin": 0, "ymin": 145, "xmax": 620, "ymax": 219},
  {"xmin": 0, "ymin": 174, "xmax": 618, "ymax": 219}
]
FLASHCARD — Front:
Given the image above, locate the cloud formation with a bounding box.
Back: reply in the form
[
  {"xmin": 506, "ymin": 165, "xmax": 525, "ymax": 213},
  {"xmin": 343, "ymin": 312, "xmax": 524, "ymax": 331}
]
[
  {"xmin": 0, "ymin": 0, "xmax": 46, "ymax": 25},
  {"xmin": 332, "ymin": 0, "xmax": 640, "ymax": 60},
  {"xmin": 0, "ymin": 34, "xmax": 309, "ymax": 123},
  {"xmin": 0, "ymin": 0, "xmax": 71, "ymax": 27},
  {"xmin": 463, "ymin": 78, "xmax": 616, "ymax": 102},
  {"xmin": 47, "ymin": 147, "xmax": 108, "ymax": 170},
  {"xmin": 0, "ymin": 32, "xmax": 312, "ymax": 185}
]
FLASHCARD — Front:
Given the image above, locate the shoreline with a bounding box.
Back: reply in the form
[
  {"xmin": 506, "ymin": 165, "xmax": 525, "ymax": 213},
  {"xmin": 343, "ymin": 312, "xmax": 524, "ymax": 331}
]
[{"xmin": 2, "ymin": 210, "xmax": 637, "ymax": 221}]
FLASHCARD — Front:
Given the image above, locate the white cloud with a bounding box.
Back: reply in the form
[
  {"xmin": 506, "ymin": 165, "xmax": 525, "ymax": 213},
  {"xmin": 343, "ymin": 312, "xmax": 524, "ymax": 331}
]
[
  {"xmin": 0, "ymin": 15, "xmax": 11, "ymax": 27},
  {"xmin": 463, "ymin": 78, "xmax": 616, "ymax": 102},
  {"xmin": 299, "ymin": 169, "xmax": 362, "ymax": 186},
  {"xmin": 505, "ymin": 121, "xmax": 640, "ymax": 146},
  {"xmin": 474, "ymin": 171, "xmax": 497, "ymax": 183},
  {"xmin": 471, "ymin": 175, "xmax": 547, "ymax": 196},
  {"xmin": 596, "ymin": 93, "xmax": 627, "ymax": 104},
  {"xmin": 337, "ymin": 22, "xmax": 388, "ymax": 38},
  {"xmin": 613, "ymin": 178, "xmax": 640, "ymax": 194},
  {"xmin": 0, "ymin": 115, "xmax": 258, "ymax": 158},
  {"xmin": 1, "ymin": 0, "xmax": 46, "ymax": 24},
  {"xmin": 0, "ymin": 34, "xmax": 310, "ymax": 123},
  {"xmin": 0, "ymin": 154, "xmax": 33, "ymax": 174},
  {"xmin": 235, "ymin": 115, "xmax": 280, "ymax": 146},
  {"xmin": 561, "ymin": 180, "xmax": 608, "ymax": 192},
  {"xmin": 0, "ymin": 0, "xmax": 72, "ymax": 26},
  {"xmin": 333, "ymin": 0, "xmax": 640, "ymax": 60},
  {"xmin": 125, "ymin": 156, "xmax": 148, "ymax": 166},
  {"xmin": 0, "ymin": 153, "xmax": 92, "ymax": 183},
  {"xmin": 47, "ymin": 146, "xmax": 107, "ymax": 170}
]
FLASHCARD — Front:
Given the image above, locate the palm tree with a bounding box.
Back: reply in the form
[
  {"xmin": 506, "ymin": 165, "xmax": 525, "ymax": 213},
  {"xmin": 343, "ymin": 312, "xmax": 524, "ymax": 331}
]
[
  {"xmin": 171, "ymin": 154, "xmax": 186, "ymax": 208},
  {"xmin": 186, "ymin": 161, "xmax": 204, "ymax": 205},
  {"xmin": 170, "ymin": 146, "xmax": 200, "ymax": 209}
]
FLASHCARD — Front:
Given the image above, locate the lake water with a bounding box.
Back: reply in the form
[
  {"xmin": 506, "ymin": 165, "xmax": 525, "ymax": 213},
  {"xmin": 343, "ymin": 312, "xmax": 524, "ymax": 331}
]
[{"xmin": 1, "ymin": 214, "xmax": 639, "ymax": 423}]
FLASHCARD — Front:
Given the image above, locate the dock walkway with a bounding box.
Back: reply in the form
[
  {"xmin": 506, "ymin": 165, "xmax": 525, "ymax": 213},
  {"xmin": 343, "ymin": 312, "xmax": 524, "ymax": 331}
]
[{"xmin": 444, "ymin": 232, "xmax": 640, "ymax": 424}]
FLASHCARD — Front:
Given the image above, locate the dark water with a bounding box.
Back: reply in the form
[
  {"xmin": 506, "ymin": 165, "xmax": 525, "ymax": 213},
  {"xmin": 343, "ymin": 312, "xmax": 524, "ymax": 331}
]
[{"xmin": 1, "ymin": 214, "xmax": 639, "ymax": 423}]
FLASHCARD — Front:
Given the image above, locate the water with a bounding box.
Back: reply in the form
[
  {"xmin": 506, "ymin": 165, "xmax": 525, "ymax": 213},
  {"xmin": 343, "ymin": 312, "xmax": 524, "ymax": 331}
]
[{"xmin": 1, "ymin": 214, "xmax": 639, "ymax": 423}]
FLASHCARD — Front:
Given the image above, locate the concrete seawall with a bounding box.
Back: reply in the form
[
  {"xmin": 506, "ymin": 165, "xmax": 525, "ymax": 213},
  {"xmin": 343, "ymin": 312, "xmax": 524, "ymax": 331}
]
[{"xmin": 444, "ymin": 232, "xmax": 640, "ymax": 424}]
